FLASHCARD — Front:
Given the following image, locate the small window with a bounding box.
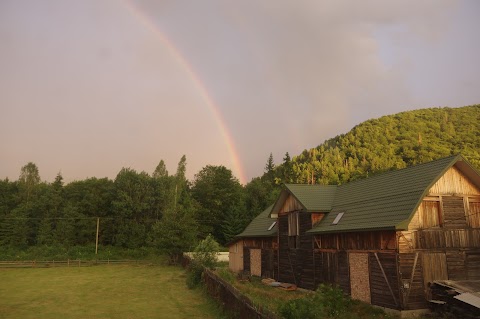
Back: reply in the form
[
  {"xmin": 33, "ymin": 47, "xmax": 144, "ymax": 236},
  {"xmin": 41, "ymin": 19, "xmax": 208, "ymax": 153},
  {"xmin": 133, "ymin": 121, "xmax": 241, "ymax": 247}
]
[
  {"xmin": 267, "ymin": 221, "xmax": 276, "ymax": 231},
  {"xmin": 332, "ymin": 212, "xmax": 345, "ymax": 225}
]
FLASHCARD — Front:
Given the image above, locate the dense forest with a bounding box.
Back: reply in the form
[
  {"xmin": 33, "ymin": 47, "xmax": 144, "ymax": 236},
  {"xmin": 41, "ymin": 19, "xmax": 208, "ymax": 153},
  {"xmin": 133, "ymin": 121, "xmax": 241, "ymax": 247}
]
[{"xmin": 0, "ymin": 104, "xmax": 479, "ymax": 259}]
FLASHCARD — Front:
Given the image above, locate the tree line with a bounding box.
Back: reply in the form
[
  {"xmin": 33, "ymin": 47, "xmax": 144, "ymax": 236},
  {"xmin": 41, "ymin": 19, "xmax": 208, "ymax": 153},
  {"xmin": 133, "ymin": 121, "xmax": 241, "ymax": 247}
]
[
  {"xmin": 1, "ymin": 104, "xmax": 478, "ymax": 260},
  {"xmin": 0, "ymin": 156, "xmax": 278, "ymax": 261}
]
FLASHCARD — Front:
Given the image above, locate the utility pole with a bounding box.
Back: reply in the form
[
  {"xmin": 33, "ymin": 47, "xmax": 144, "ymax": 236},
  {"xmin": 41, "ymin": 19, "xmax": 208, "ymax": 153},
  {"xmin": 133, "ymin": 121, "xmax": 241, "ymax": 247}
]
[{"xmin": 95, "ymin": 217, "xmax": 100, "ymax": 255}]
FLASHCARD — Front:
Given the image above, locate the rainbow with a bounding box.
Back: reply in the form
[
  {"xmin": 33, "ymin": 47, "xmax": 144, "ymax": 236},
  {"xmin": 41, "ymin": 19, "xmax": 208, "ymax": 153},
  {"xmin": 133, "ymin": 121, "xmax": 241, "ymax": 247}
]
[{"xmin": 122, "ymin": 0, "xmax": 246, "ymax": 184}]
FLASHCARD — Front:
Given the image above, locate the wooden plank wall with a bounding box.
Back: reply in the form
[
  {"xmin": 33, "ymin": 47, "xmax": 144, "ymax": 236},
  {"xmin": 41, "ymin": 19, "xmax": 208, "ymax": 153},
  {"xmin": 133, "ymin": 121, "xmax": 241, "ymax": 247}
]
[
  {"xmin": 446, "ymin": 251, "xmax": 466, "ymax": 280},
  {"xmin": 277, "ymin": 212, "xmax": 316, "ymax": 289},
  {"xmin": 428, "ymin": 166, "xmax": 480, "ymax": 196},
  {"xmin": 314, "ymin": 251, "xmax": 338, "ymax": 286},
  {"xmin": 261, "ymin": 249, "xmax": 277, "ymax": 279},
  {"xmin": 278, "ymin": 214, "xmax": 292, "ymax": 283},
  {"xmin": 243, "ymin": 247, "xmax": 250, "ymax": 273},
  {"xmin": 443, "ymin": 196, "xmax": 468, "ymax": 229},
  {"xmin": 466, "ymin": 253, "xmax": 480, "ymax": 280},
  {"xmin": 369, "ymin": 253, "xmax": 400, "ymax": 309},
  {"xmin": 338, "ymin": 251, "xmax": 350, "ymax": 294},
  {"xmin": 398, "ymin": 253, "xmax": 427, "ymax": 310},
  {"xmin": 314, "ymin": 231, "xmax": 396, "ymax": 250},
  {"xmin": 280, "ymin": 195, "xmax": 303, "ymax": 214},
  {"xmin": 411, "ymin": 229, "xmax": 480, "ymax": 249}
]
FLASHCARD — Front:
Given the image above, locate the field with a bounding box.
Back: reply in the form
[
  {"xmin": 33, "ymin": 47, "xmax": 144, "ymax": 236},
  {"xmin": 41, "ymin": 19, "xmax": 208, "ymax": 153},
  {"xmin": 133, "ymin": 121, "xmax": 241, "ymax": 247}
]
[{"xmin": 0, "ymin": 264, "xmax": 221, "ymax": 319}]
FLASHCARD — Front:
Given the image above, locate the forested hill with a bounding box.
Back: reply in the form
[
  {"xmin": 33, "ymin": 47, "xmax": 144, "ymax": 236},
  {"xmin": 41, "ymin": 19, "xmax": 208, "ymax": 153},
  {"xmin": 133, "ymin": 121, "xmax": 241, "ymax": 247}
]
[{"xmin": 273, "ymin": 105, "xmax": 480, "ymax": 186}]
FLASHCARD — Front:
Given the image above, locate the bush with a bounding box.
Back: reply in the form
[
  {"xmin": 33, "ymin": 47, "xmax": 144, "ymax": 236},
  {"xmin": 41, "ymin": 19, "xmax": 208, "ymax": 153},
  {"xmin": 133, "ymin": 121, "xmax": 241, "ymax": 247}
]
[
  {"xmin": 279, "ymin": 284, "xmax": 352, "ymax": 319},
  {"xmin": 185, "ymin": 234, "xmax": 221, "ymax": 289},
  {"xmin": 192, "ymin": 234, "xmax": 220, "ymax": 269},
  {"xmin": 186, "ymin": 260, "xmax": 204, "ymax": 289}
]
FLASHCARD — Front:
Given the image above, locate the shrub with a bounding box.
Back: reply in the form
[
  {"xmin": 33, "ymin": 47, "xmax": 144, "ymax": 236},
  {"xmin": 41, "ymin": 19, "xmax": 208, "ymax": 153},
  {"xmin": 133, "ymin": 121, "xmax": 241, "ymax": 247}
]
[
  {"xmin": 279, "ymin": 284, "xmax": 352, "ymax": 319},
  {"xmin": 185, "ymin": 234, "xmax": 221, "ymax": 289},
  {"xmin": 186, "ymin": 260, "xmax": 204, "ymax": 289},
  {"xmin": 192, "ymin": 234, "xmax": 220, "ymax": 269}
]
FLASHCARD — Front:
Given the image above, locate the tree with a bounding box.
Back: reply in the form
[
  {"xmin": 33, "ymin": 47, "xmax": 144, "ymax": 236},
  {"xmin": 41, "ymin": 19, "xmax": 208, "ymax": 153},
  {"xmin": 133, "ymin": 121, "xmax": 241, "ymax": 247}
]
[
  {"xmin": 111, "ymin": 168, "xmax": 155, "ymax": 248},
  {"xmin": 263, "ymin": 153, "xmax": 275, "ymax": 184},
  {"xmin": 150, "ymin": 208, "xmax": 198, "ymax": 264},
  {"xmin": 191, "ymin": 165, "xmax": 245, "ymax": 244},
  {"xmin": 153, "ymin": 160, "xmax": 168, "ymax": 178},
  {"xmin": 18, "ymin": 162, "xmax": 41, "ymax": 203},
  {"xmin": 222, "ymin": 208, "xmax": 247, "ymax": 244}
]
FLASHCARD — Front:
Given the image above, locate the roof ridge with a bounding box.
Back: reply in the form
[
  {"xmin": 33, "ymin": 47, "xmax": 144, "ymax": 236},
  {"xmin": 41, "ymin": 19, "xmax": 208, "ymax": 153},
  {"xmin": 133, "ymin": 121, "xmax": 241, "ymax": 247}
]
[{"xmin": 336, "ymin": 154, "xmax": 460, "ymax": 188}]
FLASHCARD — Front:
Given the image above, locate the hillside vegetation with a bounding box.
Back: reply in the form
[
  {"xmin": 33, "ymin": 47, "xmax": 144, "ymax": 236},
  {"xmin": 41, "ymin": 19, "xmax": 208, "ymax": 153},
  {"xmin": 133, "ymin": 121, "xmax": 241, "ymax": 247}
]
[{"xmin": 274, "ymin": 105, "xmax": 480, "ymax": 186}]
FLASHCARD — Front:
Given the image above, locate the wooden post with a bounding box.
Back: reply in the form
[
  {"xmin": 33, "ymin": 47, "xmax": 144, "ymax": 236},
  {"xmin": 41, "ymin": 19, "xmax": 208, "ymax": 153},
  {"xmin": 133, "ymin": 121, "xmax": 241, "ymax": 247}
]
[{"xmin": 95, "ymin": 217, "xmax": 100, "ymax": 255}]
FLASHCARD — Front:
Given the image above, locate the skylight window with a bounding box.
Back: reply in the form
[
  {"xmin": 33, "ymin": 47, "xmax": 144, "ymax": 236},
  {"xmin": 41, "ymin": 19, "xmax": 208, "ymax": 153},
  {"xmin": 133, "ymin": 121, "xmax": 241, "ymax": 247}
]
[
  {"xmin": 332, "ymin": 212, "xmax": 345, "ymax": 225},
  {"xmin": 268, "ymin": 221, "xmax": 277, "ymax": 231}
]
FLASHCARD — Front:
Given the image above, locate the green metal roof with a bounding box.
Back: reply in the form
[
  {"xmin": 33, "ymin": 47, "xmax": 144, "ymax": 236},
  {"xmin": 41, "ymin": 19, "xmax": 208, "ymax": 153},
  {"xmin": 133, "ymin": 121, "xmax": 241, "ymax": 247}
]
[
  {"xmin": 236, "ymin": 204, "xmax": 277, "ymax": 238},
  {"xmin": 271, "ymin": 184, "xmax": 337, "ymax": 214},
  {"xmin": 308, "ymin": 155, "xmax": 473, "ymax": 234}
]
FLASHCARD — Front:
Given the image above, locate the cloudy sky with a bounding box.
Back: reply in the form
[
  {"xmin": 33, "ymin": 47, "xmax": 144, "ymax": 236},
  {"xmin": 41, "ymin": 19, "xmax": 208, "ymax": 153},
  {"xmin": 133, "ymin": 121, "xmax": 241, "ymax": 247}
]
[{"xmin": 1, "ymin": 0, "xmax": 479, "ymax": 184}]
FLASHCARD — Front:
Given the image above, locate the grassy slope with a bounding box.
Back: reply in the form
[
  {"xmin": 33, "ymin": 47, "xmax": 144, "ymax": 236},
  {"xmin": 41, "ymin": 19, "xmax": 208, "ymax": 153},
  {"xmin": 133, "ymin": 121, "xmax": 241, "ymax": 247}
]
[{"xmin": 0, "ymin": 265, "xmax": 220, "ymax": 319}]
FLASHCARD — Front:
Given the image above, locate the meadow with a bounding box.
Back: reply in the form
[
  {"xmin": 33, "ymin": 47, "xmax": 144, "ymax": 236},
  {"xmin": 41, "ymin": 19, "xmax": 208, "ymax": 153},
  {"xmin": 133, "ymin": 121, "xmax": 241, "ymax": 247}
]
[{"xmin": 0, "ymin": 264, "xmax": 221, "ymax": 319}]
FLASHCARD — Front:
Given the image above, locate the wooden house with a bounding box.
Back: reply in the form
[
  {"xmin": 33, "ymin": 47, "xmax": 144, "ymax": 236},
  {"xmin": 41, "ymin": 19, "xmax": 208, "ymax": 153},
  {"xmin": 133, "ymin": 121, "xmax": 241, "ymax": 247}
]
[
  {"xmin": 271, "ymin": 155, "xmax": 480, "ymax": 312},
  {"xmin": 228, "ymin": 204, "xmax": 278, "ymax": 278}
]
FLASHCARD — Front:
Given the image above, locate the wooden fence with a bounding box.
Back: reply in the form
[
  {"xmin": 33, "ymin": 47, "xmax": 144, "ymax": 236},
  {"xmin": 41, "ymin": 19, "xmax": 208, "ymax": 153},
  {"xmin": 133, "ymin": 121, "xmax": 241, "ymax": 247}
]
[
  {"xmin": 0, "ymin": 259, "xmax": 148, "ymax": 268},
  {"xmin": 203, "ymin": 269, "xmax": 277, "ymax": 319}
]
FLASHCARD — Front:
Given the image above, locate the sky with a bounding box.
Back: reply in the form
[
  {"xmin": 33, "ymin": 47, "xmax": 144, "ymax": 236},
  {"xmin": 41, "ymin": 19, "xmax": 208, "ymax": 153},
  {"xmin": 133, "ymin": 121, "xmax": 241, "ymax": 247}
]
[{"xmin": 1, "ymin": 0, "xmax": 479, "ymax": 185}]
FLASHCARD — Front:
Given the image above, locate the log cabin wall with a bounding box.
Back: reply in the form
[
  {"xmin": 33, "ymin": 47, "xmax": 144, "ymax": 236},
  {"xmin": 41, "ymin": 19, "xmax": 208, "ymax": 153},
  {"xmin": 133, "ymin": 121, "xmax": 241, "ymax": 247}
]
[{"xmin": 397, "ymin": 166, "xmax": 480, "ymax": 310}]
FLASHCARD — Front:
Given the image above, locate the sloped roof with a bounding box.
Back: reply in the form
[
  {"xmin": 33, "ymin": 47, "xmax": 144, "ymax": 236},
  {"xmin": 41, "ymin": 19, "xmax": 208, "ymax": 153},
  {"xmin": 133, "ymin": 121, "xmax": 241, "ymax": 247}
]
[
  {"xmin": 308, "ymin": 154, "xmax": 480, "ymax": 234},
  {"xmin": 236, "ymin": 204, "xmax": 277, "ymax": 238},
  {"xmin": 271, "ymin": 184, "xmax": 337, "ymax": 215}
]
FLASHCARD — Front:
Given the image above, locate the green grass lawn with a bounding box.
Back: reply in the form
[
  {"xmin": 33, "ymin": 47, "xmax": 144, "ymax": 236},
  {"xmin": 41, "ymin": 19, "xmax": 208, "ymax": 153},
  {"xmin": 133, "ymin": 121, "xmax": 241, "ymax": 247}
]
[{"xmin": 0, "ymin": 265, "xmax": 221, "ymax": 319}]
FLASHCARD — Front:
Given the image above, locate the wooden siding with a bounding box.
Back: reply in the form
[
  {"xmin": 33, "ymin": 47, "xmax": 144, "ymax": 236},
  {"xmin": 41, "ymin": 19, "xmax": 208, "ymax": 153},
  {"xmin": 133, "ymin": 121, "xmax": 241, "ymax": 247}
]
[
  {"xmin": 467, "ymin": 197, "xmax": 480, "ymax": 228},
  {"xmin": 443, "ymin": 196, "xmax": 468, "ymax": 229},
  {"xmin": 369, "ymin": 253, "xmax": 400, "ymax": 309},
  {"xmin": 428, "ymin": 166, "xmax": 480, "ymax": 196},
  {"xmin": 241, "ymin": 238, "xmax": 277, "ymax": 278},
  {"xmin": 228, "ymin": 240, "xmax": 244, "ymax": 273},
  {"xmin": 243, "ymin": 247, "xmax": 250, "ymax": 273},
  {"xmin": 466, "ymin": 253, "xmax": 480, "ymax": 280},
  {"xmin": 261, "ymin": 249, "xmax": 277, "ymax": 279},
  {"xmin": 314, "ymin": 231, "xmax": 396, "ymax": 251},
  {"xmin": 278, "ymin": 211, "xmax": 316, "ymax": 289},
  {"xmin": 315, "ymin": 252, "xmax": 335, "ymax": 284},
  {"xmin": 422, "ymin": 253, "xmax": 448, "ymax": 291},
  {"xmin": 398, "ymin": 253, "xmax": 427, "ymax": 310},
  {"xmin": 410, "ymin": 229, "xmax": 480, "ymax": 249},
  {"xmin": 279, "ymin": 194, "xmax": 303, "ymax": 215},
  {"xmin": 446, "ymin": 251, "xmax": 466, "ymax": 280}
]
